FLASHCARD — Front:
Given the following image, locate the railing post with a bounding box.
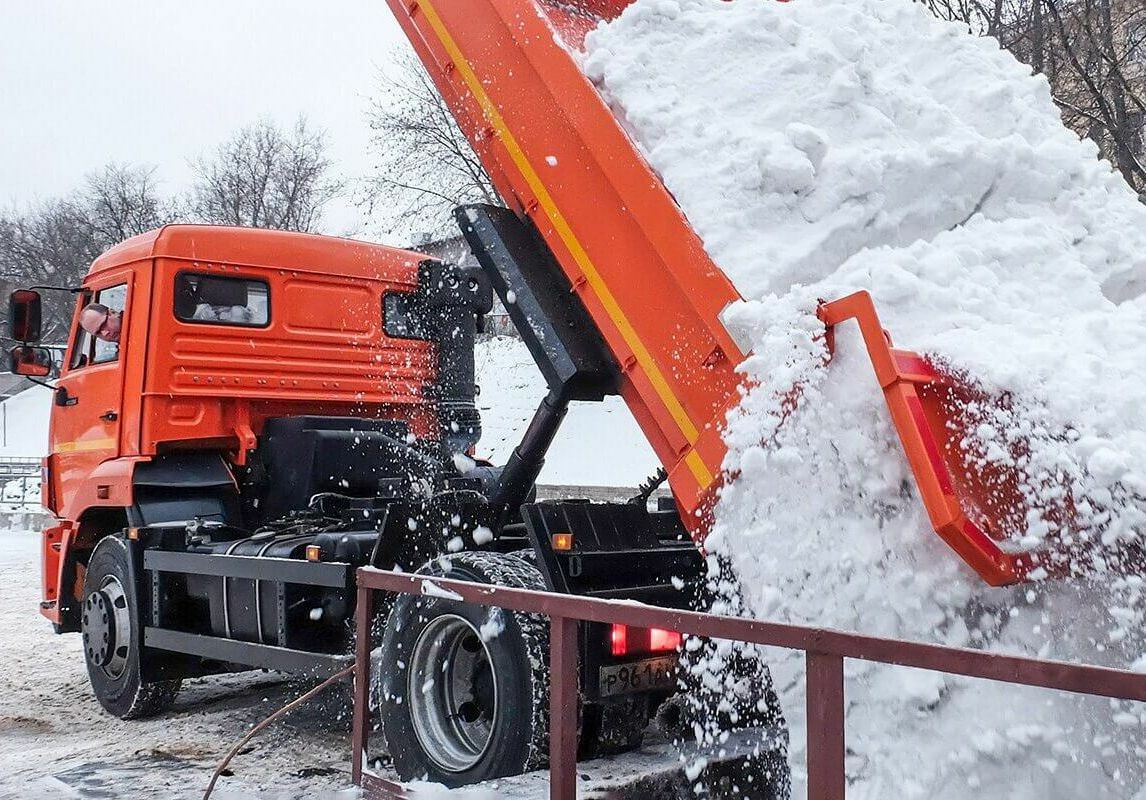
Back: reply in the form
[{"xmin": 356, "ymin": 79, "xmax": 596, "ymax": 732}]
[
  {"xmin": 352, "ymin": 578, "xmax": 371, "ymax": 785},
  {"xmin": 549, "ymin": 615, "xmax": 578, "ymax": 800},
  {"xmin": 806, "ymin": 651, "xmax": 845, "ymax": 800}
]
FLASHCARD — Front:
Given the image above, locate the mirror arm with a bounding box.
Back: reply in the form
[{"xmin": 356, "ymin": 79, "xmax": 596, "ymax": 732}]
[
  {"xmin": 55, "ymin": 382, "xmax": 76, "ymax": 405},
  {"xmin": 28, "ymin": 285, "xmax": 84, "ymax": 294},
  {"xmin": 22, "ymin": 376, "xmax": 56, "ymax": 392},
  {"xmin": 54, "ymin": 386, "xmax": 77, "ymax": 406}
]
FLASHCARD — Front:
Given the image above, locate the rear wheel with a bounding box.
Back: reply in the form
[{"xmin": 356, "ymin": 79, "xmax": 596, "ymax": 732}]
[
  {"xmin": 377, "ymin": 551, "xmax": 549, "ymax": 785},
  {"xmin": 81, "ymin": 536, "xmax": 180, "ymax": 719}
]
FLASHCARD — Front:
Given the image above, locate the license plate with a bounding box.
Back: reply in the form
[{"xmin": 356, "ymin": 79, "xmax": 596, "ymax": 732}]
[{"xmin": 598, "ymin": 655, "xmax": 677, "ymax": 697}]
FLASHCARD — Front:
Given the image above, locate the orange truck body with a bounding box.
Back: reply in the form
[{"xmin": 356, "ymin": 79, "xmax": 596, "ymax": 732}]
[{"xmin": 40, "ymin": 225, "xmax": 436, "ymax": 624}]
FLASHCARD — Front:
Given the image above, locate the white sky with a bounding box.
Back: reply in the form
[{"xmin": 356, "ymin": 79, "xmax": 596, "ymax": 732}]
[{"xmin": 0, "ymin": 1, "xmax": 407, "ymax": 236}]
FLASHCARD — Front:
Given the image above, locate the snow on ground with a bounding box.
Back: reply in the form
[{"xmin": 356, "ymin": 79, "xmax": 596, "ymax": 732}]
[
  {"xmin": 0, "ymin": 526, "xmax": 361, "ymax": 800},
  {"xmin": 585, "ymin": 0, "xmax": 1146, "ymax": 797},
  {"xmin": 0, "ymin": 385, "xmax": 50, "ymax": 458}
]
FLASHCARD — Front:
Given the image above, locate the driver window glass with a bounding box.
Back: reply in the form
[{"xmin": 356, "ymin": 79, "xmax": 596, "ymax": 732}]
[
  {"xmin": 69, "ymin": 304, "xmax": 93, "ymax": 370},
  {"xmin": 69, "ymin": 284, "xmax": 127, "ymax": 370}
]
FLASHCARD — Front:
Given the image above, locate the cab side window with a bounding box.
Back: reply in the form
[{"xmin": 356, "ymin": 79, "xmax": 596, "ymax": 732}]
[
  {"xmin": 174, "ymin": 273, "xmax": 269, "ymax": 327},
  {"xmin": 69, "ymin": 284, "xmax": 127, "ymax": 370}
]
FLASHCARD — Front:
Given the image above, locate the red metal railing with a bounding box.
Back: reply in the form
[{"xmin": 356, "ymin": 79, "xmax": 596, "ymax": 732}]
[{"xmin": 351, "ymin": 567, "xmax": 1146, "ymax": 799}]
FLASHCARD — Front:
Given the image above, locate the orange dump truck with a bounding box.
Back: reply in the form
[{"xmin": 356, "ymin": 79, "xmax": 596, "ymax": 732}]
[{"xmin": 5, "ymin": 0, "xmax": 1071, "ymax": 790}]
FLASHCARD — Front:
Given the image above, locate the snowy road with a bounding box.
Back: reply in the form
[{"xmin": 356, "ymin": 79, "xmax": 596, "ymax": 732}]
[{"xmin": 0, "ymin": 528, "xmax": 359, "ymax": 800}]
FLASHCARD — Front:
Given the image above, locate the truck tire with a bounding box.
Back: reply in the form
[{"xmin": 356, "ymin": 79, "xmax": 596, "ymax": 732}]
[
  {"xmin": 81, "ymin": 536, "xmax": 180, "ymax": 719},
  {"xmin": 377, "ymin": 551, "xmax": 549, "ymax": 785},
  {"xmin": 507, "ymin": 548, "xmax": 538, "ymax": 566}
]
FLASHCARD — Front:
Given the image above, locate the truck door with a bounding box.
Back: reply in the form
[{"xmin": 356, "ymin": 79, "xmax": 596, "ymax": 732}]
[{"xmin": 51, "ymin": 276, "xmax": 132, "ymax": 496}]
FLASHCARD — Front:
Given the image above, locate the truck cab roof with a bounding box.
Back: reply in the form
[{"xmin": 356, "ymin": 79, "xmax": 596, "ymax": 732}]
[{"xmin": 88, "ymin": 224, "xmax": 427, "ymax": 284}]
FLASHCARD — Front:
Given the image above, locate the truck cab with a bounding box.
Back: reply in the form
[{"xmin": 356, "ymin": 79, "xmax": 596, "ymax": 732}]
[{"xmin": 34, "ymin": 225, "xmax": 443, "ymax": 631}]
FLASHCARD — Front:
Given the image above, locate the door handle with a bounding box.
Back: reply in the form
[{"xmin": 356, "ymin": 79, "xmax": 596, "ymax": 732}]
[{"xmin": 100, "ymin": 411, "xmax": 118, "ymax": 422}]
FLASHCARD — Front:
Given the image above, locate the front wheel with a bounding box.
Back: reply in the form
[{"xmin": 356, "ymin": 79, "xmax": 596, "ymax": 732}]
[
  {"xmin": 377, "ymin": 551, "xmax": 549, "ymax": 785},
  {"xmin": 81, "ymin": 536, "xmax": 180, "ymax": 719}
]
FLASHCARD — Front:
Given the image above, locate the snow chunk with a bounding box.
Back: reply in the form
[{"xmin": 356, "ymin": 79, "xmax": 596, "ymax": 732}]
[
  {"xmin": 479, "ymin": 608, "xmax": 505, "ymax": 642},
  {"xmin": 472, "ymin": 525, "xmax": 495, "ymax": 545}
]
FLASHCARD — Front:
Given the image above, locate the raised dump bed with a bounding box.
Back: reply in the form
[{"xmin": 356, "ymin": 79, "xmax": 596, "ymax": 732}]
[{"xmin": 384, "ymin": 0, "xmax": 1074, "ymax": 585}]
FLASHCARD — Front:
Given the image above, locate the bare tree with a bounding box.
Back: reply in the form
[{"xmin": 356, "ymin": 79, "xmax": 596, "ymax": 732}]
[
  {"xmin": 915, "ymin": 0, "xmax": 1011, "ymax": 34},
  {"xmin": 83, "ymin": 163, "xmax": 171, "ymax": 243},
  {"xmin": 1041, "ymin": 0, "xmax": 1146, "ymax": 189},
  {"xmin": 188, "ymin": 117, "xmax": 344, "ymax": 232},
  {"xmin": 0, "ymin": 200, "xmax": 99, "ymax": 343},
  {"xmin": 361, "ymin": 53, "xmax": 499, "ymax": 241},
  {"xmin": 0, "ymin": 164, "xmax": 176, "ymax": 343}
]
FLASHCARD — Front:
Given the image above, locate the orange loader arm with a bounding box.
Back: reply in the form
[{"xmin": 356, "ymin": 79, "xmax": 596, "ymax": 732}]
[
  {"xmin": 818, "ymin": 293, "xmax": 1039, "ymax": 585},
  {"xmin": 386, "ymin": 0, "xmax": 1040, "ymax": 586}
]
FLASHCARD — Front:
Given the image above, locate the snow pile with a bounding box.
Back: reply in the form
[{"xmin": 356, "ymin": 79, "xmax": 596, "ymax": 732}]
[
  {"xmin": 1, "ymin": 475, "xmax": 40, "ymax": 510},
  {"xmin": 0, "ymin": 385, "xmax": 51, "ymax": 458},
  {"xmin": 584, "ymin": 0, "xmax": 1146, "ymax": 796},
  {"xmin": 401, "ymin": 783, "xmax": 499, "ymax": 800}
]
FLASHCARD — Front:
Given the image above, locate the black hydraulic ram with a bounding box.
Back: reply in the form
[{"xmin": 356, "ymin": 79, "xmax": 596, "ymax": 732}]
[
  {"xmin": 455, "ymin": 204, "xmax": 621, "ymax": 524},
  {"xmin": 487, "ymin": 385, "xmax": 570, "ymax": 528},
  {"xmin": 392, "ymin": 258, "xmax": 493, "ymax": 456}
]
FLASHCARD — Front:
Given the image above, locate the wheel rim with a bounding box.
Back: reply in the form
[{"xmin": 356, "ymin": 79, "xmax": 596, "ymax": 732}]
[
  {"xmin": 408, "ymin": 613, "xmax": 499, "ymax": 773},
  {"xmin": 82, "ymin": 575, "xmax": 131, "ymax": 680}
]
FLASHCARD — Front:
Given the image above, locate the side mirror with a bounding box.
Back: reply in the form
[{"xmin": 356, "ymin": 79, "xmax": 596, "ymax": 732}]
[
  {"xmin": 9, "ymin": 345, "xmax": 52, "ymax": 378},
  {"xmin": 9, "ymin": 289, "xmax": 42, "ymax": 343}
]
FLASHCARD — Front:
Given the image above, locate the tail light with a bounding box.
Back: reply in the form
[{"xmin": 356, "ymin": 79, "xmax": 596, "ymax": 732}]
[
  {"xmin": 611, "ymin": 623, "xmax": 628, "ymax": 656},
  {"xmin": 609, "ymin": 624, "xmax": 681, "ymax": 657},
  {"xmin": 649, "ymin": 627, "xmax": 682, "ymax": 652}
]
